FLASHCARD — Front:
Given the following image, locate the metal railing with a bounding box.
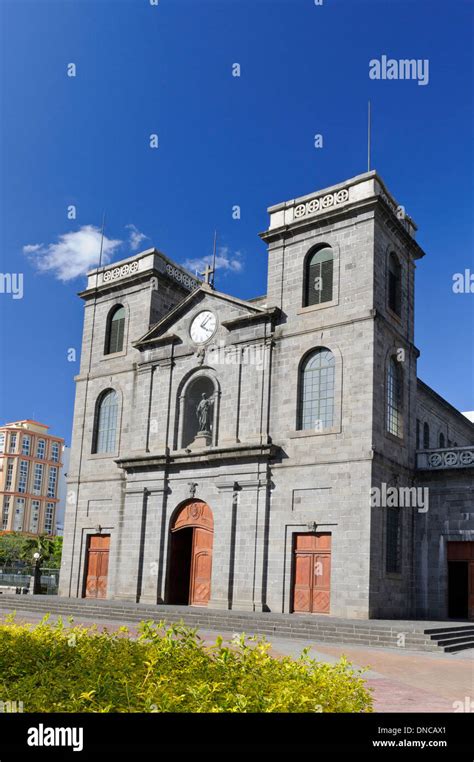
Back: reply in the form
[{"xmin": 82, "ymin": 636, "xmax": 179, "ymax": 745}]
[{"xmin": 0, "ymin": 567, "xmax": 59, "ymax": 595}]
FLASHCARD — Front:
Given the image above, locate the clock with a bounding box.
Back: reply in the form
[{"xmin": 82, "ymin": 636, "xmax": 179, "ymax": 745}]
[{"xmin": 190, "ymin": 310, "xmax": 217, "ymax": 344}]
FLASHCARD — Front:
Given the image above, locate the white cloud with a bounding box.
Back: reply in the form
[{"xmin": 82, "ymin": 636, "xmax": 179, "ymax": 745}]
[
  {"xmin": 23, "ymin": 226, "xmax": 122, "ymax": 282},
  {"xmin": 23, "ymin": 244, "xmax": 43, "ymax": 254},
  {"xmin": 126, "ymin": 224, "xmax": 149, "ymax": 251},
  {"xmin": 184, "ymin": 246, "xmax": 244, "ymax": 278}
]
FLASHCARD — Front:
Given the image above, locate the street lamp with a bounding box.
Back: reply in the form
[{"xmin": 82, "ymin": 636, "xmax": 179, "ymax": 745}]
[{"xmin": 32, "ymin": 551, "xmax": 41, "ymax": 595}]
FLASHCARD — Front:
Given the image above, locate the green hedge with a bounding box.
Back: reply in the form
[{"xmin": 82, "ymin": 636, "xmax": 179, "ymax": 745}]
[{"xmin": 0, "ymin": 616, "xmax": 373, "ymax": 712}]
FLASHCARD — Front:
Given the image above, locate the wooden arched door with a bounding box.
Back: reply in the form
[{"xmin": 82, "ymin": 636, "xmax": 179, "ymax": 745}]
[{"xmin": 168, "ymin": 500, "xmax": 214, "ymax": 606}]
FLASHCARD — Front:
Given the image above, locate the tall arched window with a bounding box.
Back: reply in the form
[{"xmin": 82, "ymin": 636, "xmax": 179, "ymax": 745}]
[
  {"xmin": 388, "ymin": 253, "xmax": 401, "ymax": 316},
  {"xmin": 93, "ymin": 390, "xmax": 118, "ymax": 453},
  {"xmin": 423, "ymin": 422, "xmax": 430, "ymax": 449},
  {"xmin": 105, "ymin": 305, "xmax": 125, "ymax": 354},
  {"xmin": 304, "ymin": 246, "xmax": 333, "ymax": 307},
  {"xmin": 387, "ymin": 357, "xmax": 403, "ymax": 437},
  {"xmin": 298, "ymin": 348, "xmax": 335, "ymax": 431},
  {"xmin": 439, "ymin": 432, "xmax": 445, "ymax": 449}
]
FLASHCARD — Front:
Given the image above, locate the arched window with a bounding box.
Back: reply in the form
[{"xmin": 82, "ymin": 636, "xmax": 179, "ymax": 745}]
[
  {"xmin": 423, "ymin": 422, "xmax": 430, "ymax": 450},
  {"xmin": 387, "ymin": 357, "xmax": 403, "ymax": 437},
  {"xmin": 304, "ymin": 246, "xmax": 333, "ymax": 307},
  {"xmin": 388, "ymin": 253, "xmax": 401, "ymax": 316},
  {"xmin": 93, "ymin": 390, "xmax": 118, "ymax": 453},
  {"xmin": 105, "ymin": 305, "xmax": 125, "ymax": 354},
  {"xmin": 298, "ymin": 348, "xmax": 335, "ymax": 431},
  {"xmin": 439, "ymin": 432, "xmax": 445, "ymax": 449}
]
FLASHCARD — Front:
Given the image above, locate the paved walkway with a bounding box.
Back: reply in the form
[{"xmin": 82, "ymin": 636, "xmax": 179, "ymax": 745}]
[
  {"xmin": 264, "ymin": 638, "xmax": 473, "ymax": 713},
  {"xmin": 2, "ymin": 608, "xmax": 472, "ymax": 713}
]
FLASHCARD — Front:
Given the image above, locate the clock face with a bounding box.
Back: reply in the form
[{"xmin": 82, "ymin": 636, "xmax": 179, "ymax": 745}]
[{"xmin": 190, "ymin": 310, "xmax": 217, "ymax": 344}]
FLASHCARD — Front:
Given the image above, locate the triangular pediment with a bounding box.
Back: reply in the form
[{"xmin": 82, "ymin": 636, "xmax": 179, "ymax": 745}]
[{"xmin": 134, "ymin": 285, "xmax": 269, "ymax": 349}]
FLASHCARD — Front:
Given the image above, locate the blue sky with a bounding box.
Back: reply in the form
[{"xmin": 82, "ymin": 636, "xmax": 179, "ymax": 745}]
[{"xmin": 0, "ymin": 0, "xmax": 473, "ymax": 444}]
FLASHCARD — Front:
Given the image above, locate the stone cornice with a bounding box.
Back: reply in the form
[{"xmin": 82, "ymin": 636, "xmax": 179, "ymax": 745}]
[
  {"xmin": 221, "ymin": 306, "xmax": 280, "ymax": 330},
  {"xmin": 116, "ymin": 443, "xmax": 279, "ymax": 471}
]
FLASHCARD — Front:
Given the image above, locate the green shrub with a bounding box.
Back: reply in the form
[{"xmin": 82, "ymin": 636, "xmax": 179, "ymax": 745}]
[{"xmin": 0, "ymin": 615, "xmax": 373, "ymax": 713}]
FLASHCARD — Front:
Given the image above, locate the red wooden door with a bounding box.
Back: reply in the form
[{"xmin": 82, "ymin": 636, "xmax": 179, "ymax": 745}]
[
  {"xmin": 469, "ymin": 563, "xmax": 474, "ymax": 622},
  {"xmin": 84, "ymin": 534, "xmax": 110, "ymax": 599},
  {"xmin": 292, "ymin": 533, "xmax": 331, "ymax": 614},
  {"xmin": 190, "ymin": 527, "xmax": 213, "ymax": 606},
  {"xmin": 448, "ymin": 542, "xmax": 474, "ymax": 620}
]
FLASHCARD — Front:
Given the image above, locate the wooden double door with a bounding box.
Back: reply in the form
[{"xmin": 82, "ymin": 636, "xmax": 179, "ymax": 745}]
[
  {"xmin": 84, "ymin": 534, "xmax": 110, "ymax": 599},
  {"xmin": 168, "ymin": 500, "xmax": 214, "ymax": 606},
  {"xmin": 292, "ymin": 532, "xmax": 331, "ymax": 614},
  {"xmin": 448, "ymin": 542, "xmax": 474, "ymax": 620}
]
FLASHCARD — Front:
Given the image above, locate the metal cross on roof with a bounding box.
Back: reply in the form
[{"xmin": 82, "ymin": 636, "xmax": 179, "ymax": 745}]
[{"xmin": 200, "ymin": 264, "xmax": 214, "ymax": 285}]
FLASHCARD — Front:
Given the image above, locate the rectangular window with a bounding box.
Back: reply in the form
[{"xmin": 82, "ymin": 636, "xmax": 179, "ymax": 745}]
[
  {"xmin": 36, "ymin": 439, "xmax": 46, "ymax": 459},
  {"xmin": 29, "ymin": 500, "xmax": 41, "ymax": 533},
  {"xmin": 13, "ymin": 498, "xmax": 25, "ymax": 531},
  {"xmin": 387, "ymin": 360, "xmax": 403, "ymax": 438},
  {"xmin": 33, "ymin": 463, "xmax": 44, "ymax": 495},
  {"xmin": 44, "ymin": 503, "xmax": 55, "ymax": 534},
  {"xmin": 47, "ymin": 467, "xmax": 58, "ymax": 498},
  {"xmin": 2, "ymin": 497, "xmax": 10, "ymax": 530},
  {"xmin": 5, "ymin": 460, "xmax": 14, "ymax": 490},
  {"xmin": 0, "ymin": 433, "xmax": 4, "ymax": 453},
  {"xmin": 386, "ymin": 507, "xmax": 402, "ymax": 574},
  {"xmin": 9, "ymin": 433, "xmax": 17, "ymax": 453},
  {"xmin": 18, "ymin": 460, "xmax": 29, "ymax": 493},
  {"xmin": 388, "ymin": 271, "xmax": 401, "ymax": 315},
  {"xmin": 51, "ymin": 442, "xmax": 60, "ymax": 463},
  {"xmin": 21, "ymin": 435, "xmax": 31, "ymax": 456},
  {"xmin": 388, "ymin": 254, "xmax": 402, "ymax": 317},
  {"xmin": 306, "ymin": 259, "xmax": 334, "ymax": 306}
]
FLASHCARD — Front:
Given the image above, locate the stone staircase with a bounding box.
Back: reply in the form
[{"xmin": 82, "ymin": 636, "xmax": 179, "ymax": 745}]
[
  {"xmin": 424, "ymin": 624, "xmax": 474, "ymax": 653},
  {"xmin": 0, "ymin": 594, "xmax": 459, "ymax": 653}
]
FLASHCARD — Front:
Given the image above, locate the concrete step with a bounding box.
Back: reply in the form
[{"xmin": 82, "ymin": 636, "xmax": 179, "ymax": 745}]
[
  {"xmin": 0, "ymin": 606, "xmax": 428, "ymax": 637},
  {"xmin": 425, "ymin": 625, "xmax": 474, "ymax": 635},
  {"xmin": 429, "ymin": 629, "xmax": 474, "ymax": 641},
  {"xmin": 435, "ymin": 633, "xmax": 474, "ymax": 647},
  {"xmin": 0, "ymin": 595, "xmax": 441, "ymax": 652},
  {"xmin": 443, "ymin": 640, "xmax": 474, "ymax": 653},
  {"xmin": 422, "ymin": 625, "xmax": 474, "ymax": 653}
]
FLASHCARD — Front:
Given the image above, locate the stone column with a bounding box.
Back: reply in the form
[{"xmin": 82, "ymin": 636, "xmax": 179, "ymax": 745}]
[
  {"xmin": 138, "ymin": 482, "xmax": 169, "ymax": 604},
  {"xmin": 208, "ymin": 482, "xmax": 237, "ymax": 610},
  {"xmin": 229, "ymin": 477, "xmax": 270, "ymax": 612},
  {"xmin": 130, "ymin": 365, "xmax": 154, "ymax": 452},
  {"xmin": 113, "ymin": 485, "xmax": 148, "ymax": 602}
]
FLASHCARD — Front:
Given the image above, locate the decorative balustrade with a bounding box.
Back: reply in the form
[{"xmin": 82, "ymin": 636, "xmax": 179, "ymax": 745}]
[{"xmin": 416, "ymin": 446, "xmax": 474, "ymax": 470}]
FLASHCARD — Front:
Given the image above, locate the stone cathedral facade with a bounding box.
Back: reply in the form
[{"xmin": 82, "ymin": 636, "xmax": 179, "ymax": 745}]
[{"xmin": 59, "ymin": 171, "xmax": 474, "ymax": 621}]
